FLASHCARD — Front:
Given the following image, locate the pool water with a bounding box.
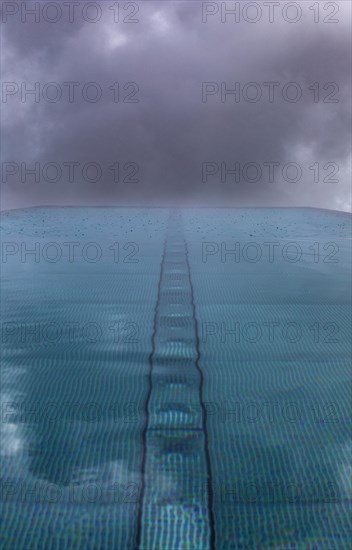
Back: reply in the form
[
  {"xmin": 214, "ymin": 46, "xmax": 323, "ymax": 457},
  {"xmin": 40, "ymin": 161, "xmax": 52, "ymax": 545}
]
[{"xmin": 1, "ymin": 207, "xmax": 351, "ymax": 549}]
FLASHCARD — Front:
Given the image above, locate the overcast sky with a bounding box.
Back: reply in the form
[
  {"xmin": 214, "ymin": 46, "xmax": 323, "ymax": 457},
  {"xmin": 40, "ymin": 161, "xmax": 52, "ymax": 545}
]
[{"xmin": 1, "ymin": 0, "xmax": 351, "ymax": 210}]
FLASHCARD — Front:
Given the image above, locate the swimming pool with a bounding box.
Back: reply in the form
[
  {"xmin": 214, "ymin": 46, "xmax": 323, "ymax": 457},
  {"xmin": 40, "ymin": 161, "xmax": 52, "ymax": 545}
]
[{"xmin": 1, "ymin": 207, "xmax": 351, "ymax": 548}]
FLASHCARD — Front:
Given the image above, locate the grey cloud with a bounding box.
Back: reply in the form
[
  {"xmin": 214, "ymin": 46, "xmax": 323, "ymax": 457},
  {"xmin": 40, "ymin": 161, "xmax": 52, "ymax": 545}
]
[{"xmin": 1, "ymin": 1, "xmax": 351, "ymax": 210}]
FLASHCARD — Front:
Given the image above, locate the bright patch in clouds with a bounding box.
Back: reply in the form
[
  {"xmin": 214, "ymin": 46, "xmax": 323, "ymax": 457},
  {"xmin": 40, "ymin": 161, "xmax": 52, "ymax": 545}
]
[
  {"xmin": 105, "ymin": 25, "xmax": 128, "ymax": 50},
  {"xmin": 151, "ymin": 10, "xmax": 170, "ymax": 35}
]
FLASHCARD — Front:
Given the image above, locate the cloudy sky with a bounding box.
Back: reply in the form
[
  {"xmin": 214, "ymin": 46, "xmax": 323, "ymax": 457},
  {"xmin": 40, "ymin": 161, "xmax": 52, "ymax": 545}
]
[{"xmin": 1, "ymin": 0, "xmax": 351, "ymax": 210}]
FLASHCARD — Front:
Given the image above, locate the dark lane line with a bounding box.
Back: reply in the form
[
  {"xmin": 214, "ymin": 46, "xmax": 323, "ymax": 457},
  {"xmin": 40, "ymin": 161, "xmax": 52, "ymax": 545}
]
[{"xmin": 135, "ymin": 210, "xmax": 215, "ymax": 549}]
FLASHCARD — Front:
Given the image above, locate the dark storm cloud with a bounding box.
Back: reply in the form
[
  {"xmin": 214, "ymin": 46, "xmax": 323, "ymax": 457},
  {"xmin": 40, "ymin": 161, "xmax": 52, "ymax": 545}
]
[{"xmin": 1, "ymin": 0, "xmax": 351, "ymax": 210}]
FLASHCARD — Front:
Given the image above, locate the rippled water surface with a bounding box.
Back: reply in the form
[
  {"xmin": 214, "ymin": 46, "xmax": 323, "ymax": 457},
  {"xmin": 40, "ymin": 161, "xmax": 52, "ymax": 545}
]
[{"xmin": 1, "ymin": 207, "xmax": 351, "ymax": 549}]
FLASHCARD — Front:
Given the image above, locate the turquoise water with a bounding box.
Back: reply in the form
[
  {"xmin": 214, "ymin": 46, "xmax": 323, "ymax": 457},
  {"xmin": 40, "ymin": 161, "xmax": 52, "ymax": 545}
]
[{"xmin": 0, "ymin": 207, "xmax": 351, "ymax": 549}]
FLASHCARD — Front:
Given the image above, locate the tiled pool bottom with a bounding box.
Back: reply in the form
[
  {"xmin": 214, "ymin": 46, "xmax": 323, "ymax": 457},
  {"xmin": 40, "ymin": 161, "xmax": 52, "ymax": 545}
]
[{"xmin": 1, "ymin": 207, "xmax": 351, "ymax": 549}]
